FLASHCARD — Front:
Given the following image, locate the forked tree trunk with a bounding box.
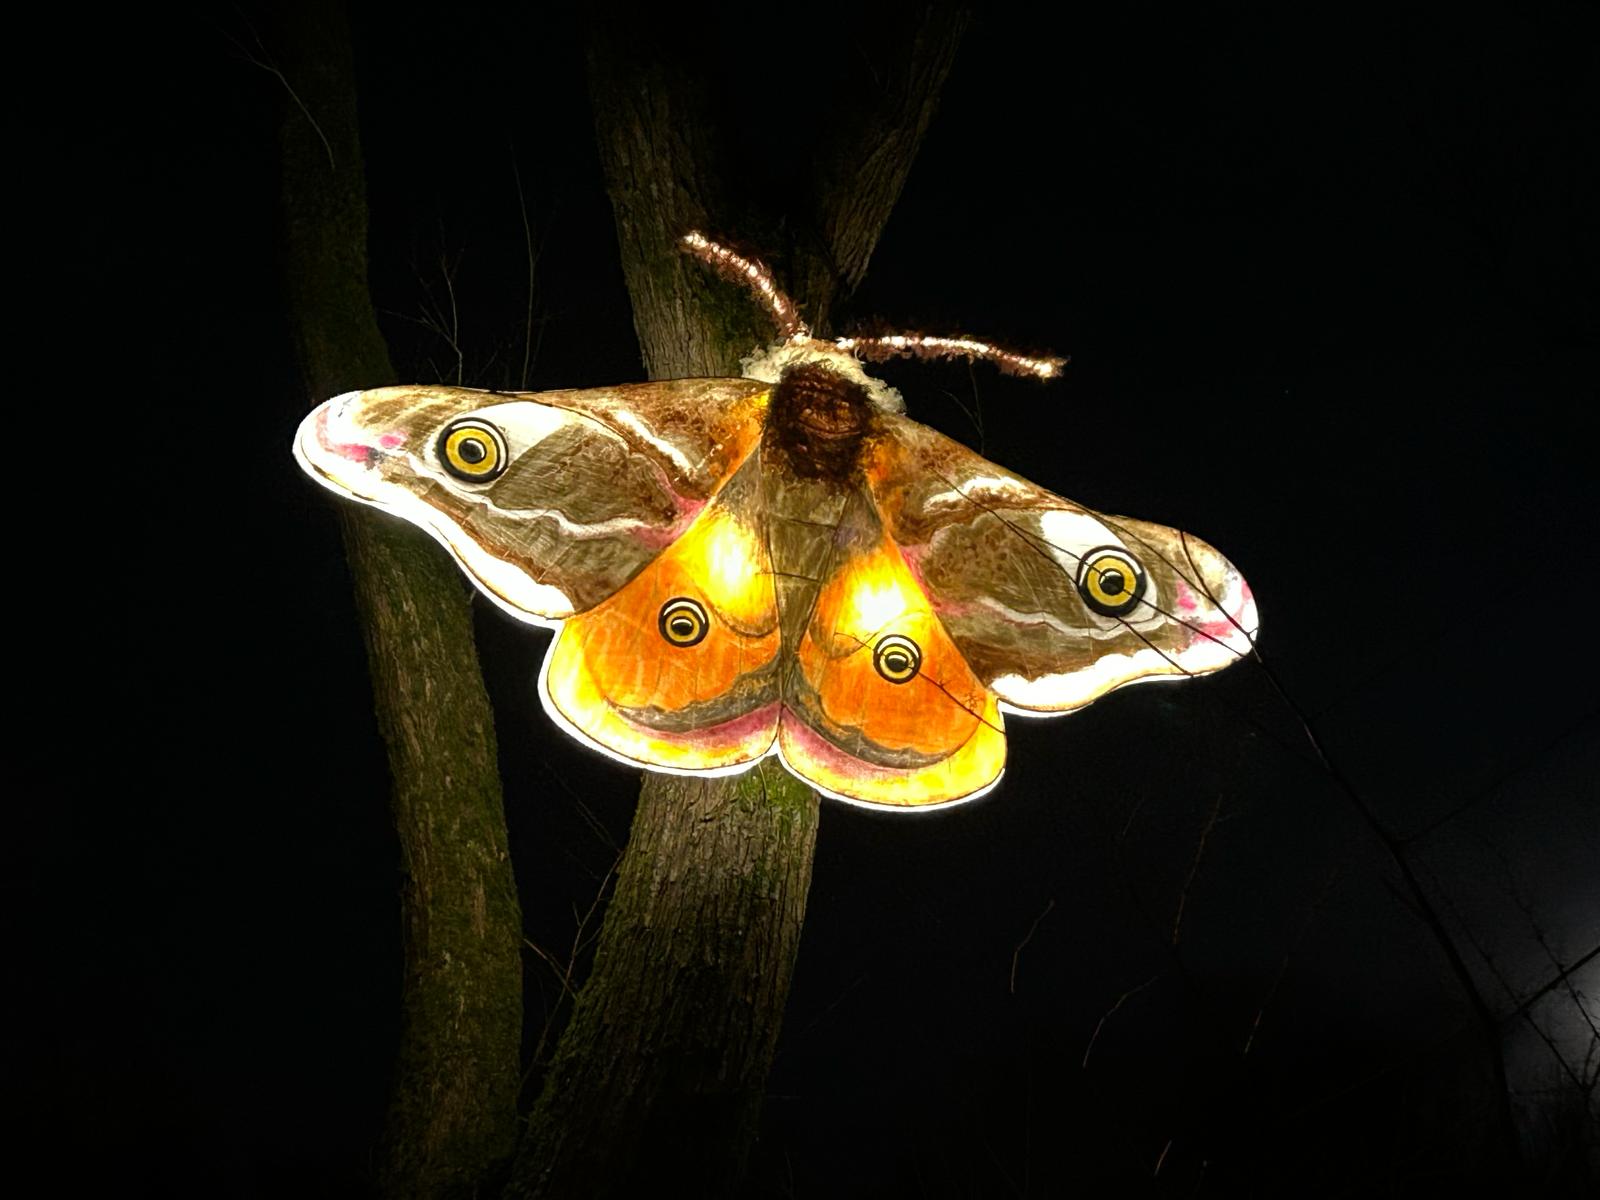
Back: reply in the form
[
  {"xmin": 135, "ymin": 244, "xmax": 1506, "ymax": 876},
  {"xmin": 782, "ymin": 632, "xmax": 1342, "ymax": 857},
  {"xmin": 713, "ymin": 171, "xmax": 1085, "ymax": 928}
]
[
  {"xmin": 270, "ymin": 6, "xmax": 524, "ymax": 1198},
  {"xmin": 511, "ymin": 10, "xmax": 968, "ymax": 1197}
]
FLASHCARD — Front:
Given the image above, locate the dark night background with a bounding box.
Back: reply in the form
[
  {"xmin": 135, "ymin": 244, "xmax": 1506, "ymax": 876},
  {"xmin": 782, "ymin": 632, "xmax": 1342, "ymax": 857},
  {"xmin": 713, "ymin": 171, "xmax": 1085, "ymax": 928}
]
[{"xmin": 25, "ymin": 3, "xmax": 1597, "ymax": 1195}]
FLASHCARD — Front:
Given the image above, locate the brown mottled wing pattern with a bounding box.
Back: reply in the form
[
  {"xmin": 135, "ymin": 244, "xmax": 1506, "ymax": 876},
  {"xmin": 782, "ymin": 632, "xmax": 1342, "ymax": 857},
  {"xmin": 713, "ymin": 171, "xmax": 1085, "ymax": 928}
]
[
  {"xmin": 293, "ymin": 380, "xmax": 770, "ymax": 622},
  {"xmin": 865, "ymin": 414, "xmax": 1259, "ymax": 713}
]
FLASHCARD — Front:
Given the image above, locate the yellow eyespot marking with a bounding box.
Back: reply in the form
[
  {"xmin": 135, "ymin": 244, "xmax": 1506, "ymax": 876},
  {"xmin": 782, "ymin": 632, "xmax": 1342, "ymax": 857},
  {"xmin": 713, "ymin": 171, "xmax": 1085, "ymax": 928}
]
[
  {"xmin": 1077, "ymin": 547, "xmax": 1146, "ymax": 617},
  {"xmin": 439, "ymin": 419, "xmax": 507, "ymax": 481},
  {"xmin": 873, "ymin": 634, "xmax": 922, "ymax": 684},
  {"xmin": 658, "ymin": 597, "xmax": 710, "ymax": 647}
]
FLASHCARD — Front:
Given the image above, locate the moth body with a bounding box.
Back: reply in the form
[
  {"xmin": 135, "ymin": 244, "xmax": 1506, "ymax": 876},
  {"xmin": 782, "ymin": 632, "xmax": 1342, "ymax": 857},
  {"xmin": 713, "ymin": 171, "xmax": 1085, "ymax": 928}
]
[{"xmin": 765, "ymin": 362, "xmax": 878, "ymax": 482}]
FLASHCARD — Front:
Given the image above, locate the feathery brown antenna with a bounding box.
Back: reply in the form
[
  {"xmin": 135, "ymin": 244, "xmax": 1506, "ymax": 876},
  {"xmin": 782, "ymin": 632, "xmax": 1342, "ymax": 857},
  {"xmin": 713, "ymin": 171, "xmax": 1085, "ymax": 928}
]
[
  {"xmin": 680, "ymin": 232, "xmax": 808, "ymax": 340},
  {"xmin": 681, "ymin": 230, "xmax": 1067, "ymax": 380},
  {"xmin": 834, "ymin": 333, "xmax": 1066, "ymax": 380}
]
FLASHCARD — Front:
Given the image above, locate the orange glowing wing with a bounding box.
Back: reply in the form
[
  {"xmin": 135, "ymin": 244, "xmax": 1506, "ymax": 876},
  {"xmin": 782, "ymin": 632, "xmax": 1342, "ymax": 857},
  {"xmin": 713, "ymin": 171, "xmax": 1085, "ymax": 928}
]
[
  {"xmin": 777, "ymin": 490, "xmax": 1007, "ymax": 808},
  {"xmin": 540, "ymin": 452, "xmax": 783, "ymax": 772}
]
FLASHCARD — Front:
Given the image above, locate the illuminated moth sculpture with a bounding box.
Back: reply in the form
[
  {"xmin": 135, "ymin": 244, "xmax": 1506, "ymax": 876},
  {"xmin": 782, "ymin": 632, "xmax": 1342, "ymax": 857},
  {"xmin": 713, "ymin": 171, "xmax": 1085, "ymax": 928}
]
[{"xmin": 294, "ymin": 234, "xmax": 1258, "ymax": 809}]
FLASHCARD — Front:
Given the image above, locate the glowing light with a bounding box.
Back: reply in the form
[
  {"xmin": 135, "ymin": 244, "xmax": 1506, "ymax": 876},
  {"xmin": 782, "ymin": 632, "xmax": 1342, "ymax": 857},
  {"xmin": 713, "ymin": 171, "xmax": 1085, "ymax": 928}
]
[
  {"xmin": 702, "ymin": 516, "xmax": 763, "ymax": 605},
  {"xmin": 839, "ymin": 556, "xmax": 926, "ymax": 638},
  {"xmin": 670, "ymin": 507, "xmax": 770, "ymax": 626}
]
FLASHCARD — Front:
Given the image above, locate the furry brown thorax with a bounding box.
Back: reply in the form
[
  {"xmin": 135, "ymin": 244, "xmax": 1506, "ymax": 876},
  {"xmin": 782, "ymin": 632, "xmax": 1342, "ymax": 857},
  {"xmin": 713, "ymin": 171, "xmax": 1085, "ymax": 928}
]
[{"xmin": 767, "ymin": 363, "xmax": 878, "ymax": 482}]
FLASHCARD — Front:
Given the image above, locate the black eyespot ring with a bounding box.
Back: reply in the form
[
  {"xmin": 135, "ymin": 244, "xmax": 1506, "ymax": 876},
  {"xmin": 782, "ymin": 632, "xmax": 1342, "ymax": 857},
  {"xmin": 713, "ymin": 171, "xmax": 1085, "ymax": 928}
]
[
  {"xmin": 658, "ymin": 597, "xmax": 709, "ymax": 647},
  {"xmin": 873, "ymin": 634, "xmax": 922, "ymax": 684},
  {"xmin": 1076, "ymin": 546, "xmax": 1147, "ymax": 617},
  {"xmin": 438, "ymin": 419, "xmax": 508, "ymax": 482}
]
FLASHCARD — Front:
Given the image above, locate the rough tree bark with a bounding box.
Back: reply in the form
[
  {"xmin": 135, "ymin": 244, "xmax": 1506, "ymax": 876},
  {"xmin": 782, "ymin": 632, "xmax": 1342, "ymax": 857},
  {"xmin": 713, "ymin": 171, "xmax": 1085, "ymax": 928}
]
[
  {"xmin": 270, "ymin": 6, "xmax": 524, "ymax": 1198},
  {"xmin": 510, "ymin": 9, "xmax": 970, "ymax": 1198}
]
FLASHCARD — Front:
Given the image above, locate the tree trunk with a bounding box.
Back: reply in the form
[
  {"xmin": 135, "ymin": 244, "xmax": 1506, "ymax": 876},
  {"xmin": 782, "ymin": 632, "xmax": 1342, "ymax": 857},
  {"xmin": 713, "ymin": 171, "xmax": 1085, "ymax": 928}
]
[
  {"xmin": 511, "ymin": 9, "xmax": 969, "ymax": 1197},
  {"xmin": 270, "ymin": 6, "xmax": 524, "ymax": 1197},
  {"xmin": 515, "ymin": 765, "xmax": 816, "ymax": 1197}
]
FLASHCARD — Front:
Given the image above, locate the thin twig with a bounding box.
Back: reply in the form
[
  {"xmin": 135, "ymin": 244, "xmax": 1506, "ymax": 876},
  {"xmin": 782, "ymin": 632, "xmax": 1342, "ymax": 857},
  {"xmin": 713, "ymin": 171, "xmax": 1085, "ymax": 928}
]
[
  {"xmin": 781, "ymin": 973, "xmax": 871, "ymax": 1050},
  {"xmin": 1010, "ymin": 898, "xmax": 1056, "ymax": 994},
  {"xmin": 1401, "ymin": 717, "xmax": 1595, "ymax": 846},
  {"xmin": 1082, "ymin": 974, "xmax": 1160, "ymax": 1068},
  {"xmin": 1244, "ymin": 865, "xmax": 1340, "ymax": 1055},
  {"xmin": 440, "ymin": 242, "xmax": 463, "ymax": 384},
  {"xmin": 512, "ymin": 152, "xmax": 538, "ymax": 388},
  {"xmin": 521, "ymin": 849, "xmax": 622, "ymax": 1092},
  {"xmin": 1153, "ymin": 1138, "xmax": 1173, "ymax": 1177},
  {"xmin": 1248, "ymin": 649, "xmax": 1524, "ymax": 1164},
  {"xmin": 523, "ymin": 936, "xmax": 580, "ymax": 999},
  {"xmin": 217, "ymin": 11, "xmax": 334, "ymax": 168},
  {"xmin": 942, "ymin": 360, "xmax": 987, "ymax": 452},
  {"xmin": 1171, "ymin": 793, "xmax": 1224, "ymax": 946}
]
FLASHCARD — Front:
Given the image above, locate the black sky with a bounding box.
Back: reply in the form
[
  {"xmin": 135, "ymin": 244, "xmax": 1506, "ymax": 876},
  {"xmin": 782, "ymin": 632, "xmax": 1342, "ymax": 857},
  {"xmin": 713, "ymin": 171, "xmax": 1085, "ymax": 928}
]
[{"xmin": 30, "ymin": 3, "xmax": 1599, "ymax": 1196}]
